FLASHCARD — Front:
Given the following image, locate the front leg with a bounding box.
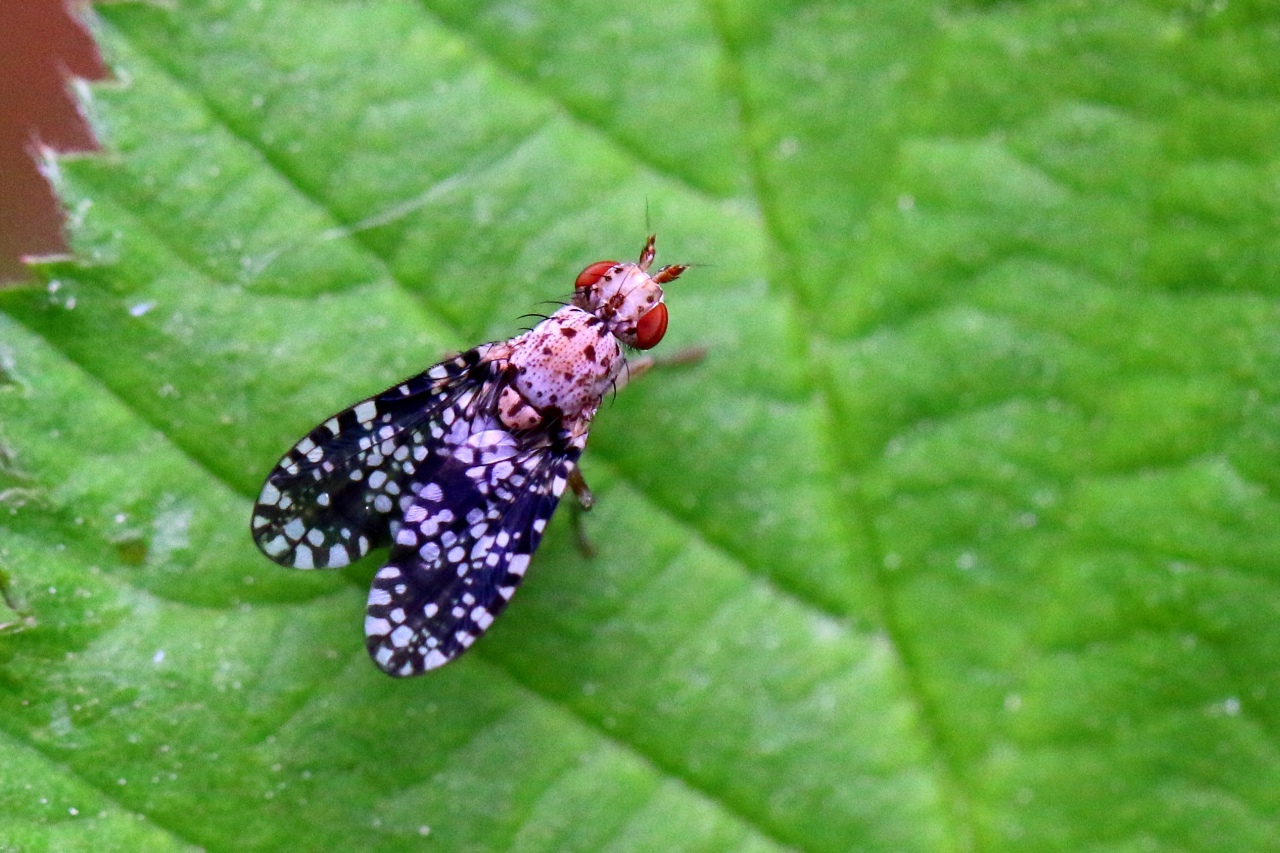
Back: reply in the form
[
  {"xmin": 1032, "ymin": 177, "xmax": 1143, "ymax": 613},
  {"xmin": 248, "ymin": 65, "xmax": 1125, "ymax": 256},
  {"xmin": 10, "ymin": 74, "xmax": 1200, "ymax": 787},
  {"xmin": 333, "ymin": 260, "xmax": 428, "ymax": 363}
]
[{"xmin": 615, "ymin": 346, "xmax": 707, "ymax": 393}]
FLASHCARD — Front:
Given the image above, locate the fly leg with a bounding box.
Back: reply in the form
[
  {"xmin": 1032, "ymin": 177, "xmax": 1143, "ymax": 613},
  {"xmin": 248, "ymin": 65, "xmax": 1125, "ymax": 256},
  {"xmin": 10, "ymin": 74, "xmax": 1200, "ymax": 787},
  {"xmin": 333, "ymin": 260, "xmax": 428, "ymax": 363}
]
[
  {"xmin": 575, "ymin": 346, "xmax": 705, "ymax": 557},
  {"xmin": 567, "ymin": 464, "xmax": 597, "ymax": 558},
  {"xmin": 616, "ymin": 346, "xmax": 707, "ymax": 393}
]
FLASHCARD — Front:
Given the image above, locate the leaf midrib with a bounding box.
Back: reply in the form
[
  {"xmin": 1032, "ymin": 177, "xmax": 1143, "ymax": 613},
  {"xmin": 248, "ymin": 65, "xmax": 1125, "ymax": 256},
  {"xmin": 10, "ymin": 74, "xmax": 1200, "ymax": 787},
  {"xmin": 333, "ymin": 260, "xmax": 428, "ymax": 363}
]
[{"xmin": 701, "ymin": 2, "xmax": 973, "ymax": 850}]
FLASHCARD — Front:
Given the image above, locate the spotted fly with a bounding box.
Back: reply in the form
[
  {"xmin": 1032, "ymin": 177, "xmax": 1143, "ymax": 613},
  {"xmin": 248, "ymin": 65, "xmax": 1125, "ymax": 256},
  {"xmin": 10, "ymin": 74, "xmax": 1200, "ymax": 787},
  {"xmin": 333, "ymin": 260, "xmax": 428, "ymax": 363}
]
[{"xmin": 251, "ymin": 236, "xmax": 687, "ymax": 675}]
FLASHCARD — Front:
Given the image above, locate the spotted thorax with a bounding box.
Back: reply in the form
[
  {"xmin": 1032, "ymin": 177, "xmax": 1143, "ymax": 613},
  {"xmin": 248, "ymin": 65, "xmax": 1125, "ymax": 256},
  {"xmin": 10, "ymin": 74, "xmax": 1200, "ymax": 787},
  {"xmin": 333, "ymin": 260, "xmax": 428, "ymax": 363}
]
[{"xmin": 251, "ymin": 236, "xmax": 687, "ymax": 676}]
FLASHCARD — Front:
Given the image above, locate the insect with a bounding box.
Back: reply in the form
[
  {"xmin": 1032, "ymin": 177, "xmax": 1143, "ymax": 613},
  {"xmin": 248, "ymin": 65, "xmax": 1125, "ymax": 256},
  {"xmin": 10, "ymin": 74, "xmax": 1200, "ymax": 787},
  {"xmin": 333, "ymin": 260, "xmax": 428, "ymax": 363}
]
[{"xmin": 251, "ymin": 236, "xmax": 688, "ymax": 676}]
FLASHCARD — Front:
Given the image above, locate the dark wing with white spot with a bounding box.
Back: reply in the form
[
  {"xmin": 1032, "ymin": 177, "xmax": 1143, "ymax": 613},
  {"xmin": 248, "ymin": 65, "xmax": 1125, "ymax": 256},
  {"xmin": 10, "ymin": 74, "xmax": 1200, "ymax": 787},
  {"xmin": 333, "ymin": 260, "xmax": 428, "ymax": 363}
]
[
  {"xmin": 363, "ymin": 429, "xmax": 579, "ymax": 676},
  {"xmin": 251, "ymin": 345, "xmax": 497, "ymax": 571}
]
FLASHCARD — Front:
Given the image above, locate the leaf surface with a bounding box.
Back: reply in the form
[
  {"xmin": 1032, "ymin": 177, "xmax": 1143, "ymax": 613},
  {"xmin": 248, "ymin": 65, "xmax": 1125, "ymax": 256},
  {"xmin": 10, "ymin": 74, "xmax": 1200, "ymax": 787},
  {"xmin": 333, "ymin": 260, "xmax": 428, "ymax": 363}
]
[{"xmin": 2, "ymin": 2, "xmax": 1279, "ymax": 851}]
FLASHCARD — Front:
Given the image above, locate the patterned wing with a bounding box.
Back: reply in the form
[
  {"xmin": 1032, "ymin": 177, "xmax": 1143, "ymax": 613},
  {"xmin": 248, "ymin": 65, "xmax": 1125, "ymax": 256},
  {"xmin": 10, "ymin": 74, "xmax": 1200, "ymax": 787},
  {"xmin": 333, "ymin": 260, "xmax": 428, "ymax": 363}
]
[
  {"xmin": 251, "ymin": 345, "xmax": 496, "ymax": 570},
  {"xmin": 364, "ymin": 426, "xmax": 580, "ymax": 675}
]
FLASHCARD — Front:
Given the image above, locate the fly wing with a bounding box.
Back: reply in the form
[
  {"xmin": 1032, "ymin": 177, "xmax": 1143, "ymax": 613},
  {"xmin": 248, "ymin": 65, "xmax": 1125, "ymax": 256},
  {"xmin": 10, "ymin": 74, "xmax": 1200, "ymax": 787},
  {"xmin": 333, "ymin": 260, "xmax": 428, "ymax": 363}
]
[
  {"xmin": 363, "ymin": 427, "xmax": 579, "ymax": 676},
  {"xmin": 251, "ymin": 345, "xmax": 496, "ymax": 570}
]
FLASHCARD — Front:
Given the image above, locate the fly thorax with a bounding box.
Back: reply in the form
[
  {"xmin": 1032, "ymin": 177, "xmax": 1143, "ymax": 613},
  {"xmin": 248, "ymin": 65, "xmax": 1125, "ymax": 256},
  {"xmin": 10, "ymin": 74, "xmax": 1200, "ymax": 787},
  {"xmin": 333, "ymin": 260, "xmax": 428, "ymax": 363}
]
[{"xmin": 506, "ymin": 307, "xmax": 623, "ymax": 420}]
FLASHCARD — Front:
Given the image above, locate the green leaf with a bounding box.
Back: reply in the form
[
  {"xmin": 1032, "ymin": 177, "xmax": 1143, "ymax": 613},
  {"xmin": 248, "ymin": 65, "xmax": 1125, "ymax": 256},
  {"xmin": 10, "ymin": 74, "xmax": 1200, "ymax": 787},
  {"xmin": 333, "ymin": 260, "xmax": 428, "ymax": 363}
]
[{"xmin": 3, "ymin": 1, "xmax": 1279, "ymax": 851}]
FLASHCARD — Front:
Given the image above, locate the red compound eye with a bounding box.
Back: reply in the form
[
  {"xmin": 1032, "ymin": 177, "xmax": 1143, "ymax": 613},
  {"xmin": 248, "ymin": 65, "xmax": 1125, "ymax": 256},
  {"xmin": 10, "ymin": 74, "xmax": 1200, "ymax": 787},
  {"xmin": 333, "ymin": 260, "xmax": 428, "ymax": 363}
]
[
  {"xmin": 635, "ymin": 302, "xmax": 668, "ymax": 350},
  {"xmin": 575, "ymin": 260, "xmax": 617, "ymax": 290}
]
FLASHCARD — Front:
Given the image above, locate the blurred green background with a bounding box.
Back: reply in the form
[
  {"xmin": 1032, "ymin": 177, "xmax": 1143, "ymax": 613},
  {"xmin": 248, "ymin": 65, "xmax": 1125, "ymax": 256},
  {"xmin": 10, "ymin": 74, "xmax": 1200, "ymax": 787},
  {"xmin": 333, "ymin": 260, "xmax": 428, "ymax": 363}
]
[{"xmin": 2, "ymin": 1, "xmax": 1279, "ymax": 851}]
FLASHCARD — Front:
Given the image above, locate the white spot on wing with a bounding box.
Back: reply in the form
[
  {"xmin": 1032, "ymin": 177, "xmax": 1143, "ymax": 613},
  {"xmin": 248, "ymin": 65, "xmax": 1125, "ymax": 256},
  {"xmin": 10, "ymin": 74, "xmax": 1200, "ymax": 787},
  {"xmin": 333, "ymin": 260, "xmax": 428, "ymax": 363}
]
[{"xmin": 262, "ymin": 535, "xmax": 289, "ymax": 557}]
